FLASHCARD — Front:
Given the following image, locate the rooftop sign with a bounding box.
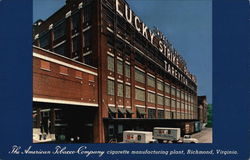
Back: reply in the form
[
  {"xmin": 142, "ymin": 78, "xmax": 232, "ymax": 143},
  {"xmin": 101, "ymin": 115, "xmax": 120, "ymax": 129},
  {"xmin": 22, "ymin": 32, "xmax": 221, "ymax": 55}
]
[{"xmin": 115, "ymin": 0, "xmax": 197, "ymax": 84}]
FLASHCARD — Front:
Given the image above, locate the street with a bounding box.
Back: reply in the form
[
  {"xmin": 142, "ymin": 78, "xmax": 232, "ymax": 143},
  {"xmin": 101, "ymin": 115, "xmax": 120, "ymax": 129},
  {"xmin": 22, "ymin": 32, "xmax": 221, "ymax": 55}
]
[{"xmin": 192, "ymin": 128, "xmax": 213, "ymax": 143}]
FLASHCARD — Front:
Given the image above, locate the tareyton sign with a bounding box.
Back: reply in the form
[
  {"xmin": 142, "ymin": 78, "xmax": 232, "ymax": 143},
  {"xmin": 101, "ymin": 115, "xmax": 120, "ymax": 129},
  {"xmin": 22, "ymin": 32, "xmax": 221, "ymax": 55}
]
[{"xmin": 115, "ymin": 0, "xmax": 197, "ymax": 84}]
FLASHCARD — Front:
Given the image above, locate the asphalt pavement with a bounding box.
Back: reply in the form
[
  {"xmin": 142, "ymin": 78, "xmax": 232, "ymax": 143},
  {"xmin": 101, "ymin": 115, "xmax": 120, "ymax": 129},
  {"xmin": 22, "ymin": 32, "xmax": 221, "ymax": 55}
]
[{"xmin": 192, "ymin": 127, "xmax": 213, "ymax": 143}]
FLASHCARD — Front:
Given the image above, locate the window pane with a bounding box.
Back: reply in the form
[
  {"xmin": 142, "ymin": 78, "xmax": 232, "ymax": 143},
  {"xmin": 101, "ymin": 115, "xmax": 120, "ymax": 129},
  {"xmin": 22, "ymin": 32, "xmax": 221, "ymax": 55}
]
[
  {"xmin": 107, "ymin": 56, "xmax": 114, "ymax": 72},
  {"xmin": 177, "ymin": 101, "xmax": 180, "ymax": 108},
  {"xmin": 157, "ymin": 80, "xmax": 163, "ymax": 91},
  {"xmin": 171, "ymin": 87, "xmax": 176, "ymax": 96},
  {"xmin": 54, "ymin": 43, "xmax": 65, "ymax": 56},
  {"xmin": 176, "ymin": 89, "xmax": 180, "ymax": 98},
  {"xmin": 135, "ymin": 88, "xmax": 145, "ymax": 101},
  {"xmin": 117, "ymin": 60, "xmax": 123, "ymax": 75},
  {"xmin": 135, "ymin": 68, "xmax": 145, "ymax": 83},
  {"xmin": 40, "ymin": 33, "xmax": 49, "ymax": 48},
  {"xmin": 83, "ymin": 29, "xmax": 91, "ymax": 47},
  {"xmin": 107, "ymin": 80, "xmax": 114, "ymax": 95},
  {"xmin": 83, "ymin": 5, "xmax": 91, "ymax": 23},
  {"xmin": 147, "ymin": 75, "xmax": 155, "ymax": 88},
  {"xmin": 148, "ymin": 109, "xmax": 156, "ymax": 119},
  {"xmin": 54, "ymin": 21, "xmax": 65, "ymax": 40},
  {"xmin": 72, "ymin": 12, "xmax": 80, "ymax": 30},
  {"xmin": 171, "ymin": 99, "xmax": 176, "ymax": 108},
  {"xmin": 158, "ymin": 110, "xmax": 164, "ymax": 119},
  {"xmin": 125, "ymin": 85, "xmax": 131, "ymax": 98},
  {"xmin": 157, "ymin": 95, "xmax": 164, "ymax": 105},
  {"xmin": 125, "ymin": 64, "xmax": 130, "ymax": 78},
  {"xmin": 117, "ymin": 83, "xmax": 123, "ymax": 97},
  {"xmin": 165, "ymin": 111, "xmax": 171, "ymax": 119},
  {"xmin": 147, "ymin": 92, "xmax": 155, "ymax": 103},
  {"xmin": 165, "ymin": 97, "xmax": 170, "ymax": 106},
  {"xmin": 165, "ymin": 84, "xmax": 170, "ymax": 93},
  {"xmin": 72, "ymin": 36, "xmax": 79, "ymax": 52}
]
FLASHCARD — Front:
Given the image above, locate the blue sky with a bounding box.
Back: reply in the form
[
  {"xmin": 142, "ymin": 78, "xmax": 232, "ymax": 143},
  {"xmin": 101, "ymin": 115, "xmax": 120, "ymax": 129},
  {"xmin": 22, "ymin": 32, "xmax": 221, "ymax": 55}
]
[{"xmin": 33, "ymin": 0, "xmax": 212, "ymax": 103}]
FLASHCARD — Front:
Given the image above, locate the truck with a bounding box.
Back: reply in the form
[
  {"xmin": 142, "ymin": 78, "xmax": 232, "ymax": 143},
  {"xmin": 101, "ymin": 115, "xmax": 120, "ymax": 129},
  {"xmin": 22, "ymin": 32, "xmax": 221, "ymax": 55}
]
[
  {"xmin": 153, "ymin": 127, "xmax": 199, "ymax": 143},
  {"xmin": 122, "ymin": 130, "xmax": 156, "ymax": 143}
]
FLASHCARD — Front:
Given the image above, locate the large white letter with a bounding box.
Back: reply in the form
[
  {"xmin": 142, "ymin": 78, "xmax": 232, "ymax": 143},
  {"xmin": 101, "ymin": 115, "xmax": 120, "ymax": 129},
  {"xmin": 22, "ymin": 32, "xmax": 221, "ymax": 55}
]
[
  {"xmin": 116, "ymin": 0, "xmax": 123, "ymax": 17},
  {"xmin": 149, "ymin": 31, "xmax": 155, "ymax": 44},
  {"xmin": 125, "ymin": 5, "xmax": 132, "ymax": 24},
  {"xmin": 142, "ymin": 23, "xmax": 148, "ymax": 40},
  {"xmin": 134, "ymin": 16, "xmax": 141, "ymax": 32},
  {"xmin": 158, "ymin": 40, "xmax": 164, "ymax": 52}
]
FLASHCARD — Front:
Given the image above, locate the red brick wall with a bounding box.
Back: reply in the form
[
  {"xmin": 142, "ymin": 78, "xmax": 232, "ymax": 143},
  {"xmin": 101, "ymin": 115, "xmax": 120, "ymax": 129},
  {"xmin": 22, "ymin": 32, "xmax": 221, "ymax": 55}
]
[{"xmin": 33, "ymin": 47, "xmax": 98, "ymax": 105}]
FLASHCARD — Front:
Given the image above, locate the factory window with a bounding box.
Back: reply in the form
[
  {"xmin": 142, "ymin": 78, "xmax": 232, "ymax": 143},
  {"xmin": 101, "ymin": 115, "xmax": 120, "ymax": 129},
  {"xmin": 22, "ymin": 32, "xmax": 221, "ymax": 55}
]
[
  {"xmin": 148, "ymin": 109, "xmax": 156, "ymax": 119},
  {"xmin": 117, "ymin": 83, "xmax": 123, "ymax": 97},
  {"xmin": 158, "ymin": 110, "xmax": 164, "ymax": 119},
  {"xmin": 185, "ymin": 93, "xmax": 188, "ymax": 101},
  {"xmin": 185, "ymin": 103, "xmax": 188, "ymax": 111},
  {"xmin": 107, "ymin": 32, "xmax": 114, "ymax": 46},
  {"xmin": 72, "ymin": 12, "xmax": 80, "ymax": 31},
  {"xmin": 181, "ymin": 113, "xmax": 185, "ymax": 119},
  {"xmin": 104, "ymin": 8, "xmax": 114, "ymax": 28},
  {"xmin": 83, "ymin": 5, "xmax": 92, "ymax": 23},
  {"xmin": 177, "ymin": 101, "xmax": 180, "ymax": 108},
  {"xmin": 54, "ymin": 21, "xmax": 65, "ymax": 40},
  {"xmin": 147, "ymin": 92, "xmax": 155, "ymax": 103},
  {"xmin": 135, "ymin": 88, "xmax": 145, "ymax": 101},
  {"xmin": 84, "ymin": 54, "xmax": 92, "ymax": 66},
  {"xmin": 107, "ymin": 79, "xmax": 115, "ymax": 96},
  {"xmin": 147, "ymin": 75, "xmax": 155, "ymax": 88},
  {"xmin": 40, "ymin": 32, "xmax": 49, "ymax": 48},
  {"xmin": 54, "ymin": 43, "xmax": 65, "ymax": 56},
  {"xmin": 171, "ymin": 99, "xmax": 176, "ymax": 108},
  {"xmin": 181, "ymin": 102, "xmax": 185, "ymax": 110},
  {"xmin": 181, "ymin": 91, "xmax": 184, "ymax": 100},
  {"xmin": 165, "ymin": 111, "xmax": 171, "ymax": 119},
  {"xmin": 117, "ymin": 60, "xmax": 123, "ymax": 75},
  {"xmin": 165, "ymin": 97, "xmax": 170, "ymax": 106},
  {"xmin": 176, "ymin": 112, "xmax": 181, "ymax": 119},
  {"xmin": 171, "ymin": 86, "xmax": 176, "ymax": 96},
  {"xmin": 125, "ymin": 64, "xmax": 130, "ymax": 78},
  {"xmin": 125, "ymin": 85, "xmax": 131, "ymax": 98},
  {"xmin": 176, "ymin": 90, "xmax": 180, "ymax": 98},
  {"xmin": 72, "ymin": 36, "xmax": 79, "ymax": 52},
  {"xmin": 165, "ymin": 84, "xmax": 170, "ymax": 94},
  {"xmin": 107, "ymin": 56, "xmax": 114, "ymax": 72},
  {"xmin": 116, "ymin": 39, "xmax": 124, "ymax": 52},
  {"xmin": 157, "ymin": 80, "xmax": 164, "ymax": 91},
  {"xmin": 135, "ymin": 68, "xmax": 145, "ymax": 83},
  {"xmin": 83, "ymin": 29, "xmax": 91, "ymax": 47},
  {"xmin": 191, "ymin": 96, "xmax": 194, "ymax": 103},
  {"xmin": 157, "ymin": 95, "xmax": 164, "ymax": 105}
]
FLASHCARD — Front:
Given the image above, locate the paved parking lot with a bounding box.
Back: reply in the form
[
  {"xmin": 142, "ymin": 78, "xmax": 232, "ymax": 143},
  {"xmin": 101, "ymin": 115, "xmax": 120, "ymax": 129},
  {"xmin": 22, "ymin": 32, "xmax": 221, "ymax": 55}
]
[{"xmin": 192, "ymin": 128, "xmax": 213, "ymax": 143}]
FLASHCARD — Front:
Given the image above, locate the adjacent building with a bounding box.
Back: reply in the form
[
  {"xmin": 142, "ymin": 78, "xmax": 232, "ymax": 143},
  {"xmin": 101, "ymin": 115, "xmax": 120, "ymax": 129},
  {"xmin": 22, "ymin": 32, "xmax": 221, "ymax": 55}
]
[{"xmin": 33, "ymin": 0, "xmax": 200, "ymax": 143}]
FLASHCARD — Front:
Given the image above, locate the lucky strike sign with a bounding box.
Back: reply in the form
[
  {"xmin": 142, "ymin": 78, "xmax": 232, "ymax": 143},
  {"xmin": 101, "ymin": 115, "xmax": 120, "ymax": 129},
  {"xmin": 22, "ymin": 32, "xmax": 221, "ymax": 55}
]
[{"xmin": 115, "ymin": 0, "xmax": 196, "ymax": 84}]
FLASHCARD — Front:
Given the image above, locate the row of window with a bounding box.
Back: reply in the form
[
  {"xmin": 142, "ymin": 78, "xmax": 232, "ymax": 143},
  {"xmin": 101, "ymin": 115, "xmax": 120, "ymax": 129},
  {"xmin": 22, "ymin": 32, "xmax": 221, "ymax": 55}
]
[
  {"xmin": 107, "ymin": 80, "xmax": 131, "ymax": 98},
  {"xmin": 107, "ymin": 79, "xmax": 196, "ymax": 110},
  {"xmin": 107, "ymin": 55, "xmax": 130, "ymax": 77},
  {"xmin": 107, "ymin": 56, "xmax": 196, "ymax": 103},
  {"xmin": 137, "ymin": 108, "xmax": 196, "ymax": 119}
]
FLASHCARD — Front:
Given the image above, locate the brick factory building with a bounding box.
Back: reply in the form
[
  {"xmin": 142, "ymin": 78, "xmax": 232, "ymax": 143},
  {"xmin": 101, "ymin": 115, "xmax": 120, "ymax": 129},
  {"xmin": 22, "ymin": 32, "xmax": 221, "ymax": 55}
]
[{"xmin": 33, "ymin": 0, "xmax": 201, "ymax": 143}]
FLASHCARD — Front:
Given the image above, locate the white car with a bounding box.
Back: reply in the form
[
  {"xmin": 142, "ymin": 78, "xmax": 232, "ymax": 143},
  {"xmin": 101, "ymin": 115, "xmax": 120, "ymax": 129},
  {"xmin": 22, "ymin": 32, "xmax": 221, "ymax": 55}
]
[{"xmin": 182, "ymin": 135, "xmax": 199, "ymax": 143}]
